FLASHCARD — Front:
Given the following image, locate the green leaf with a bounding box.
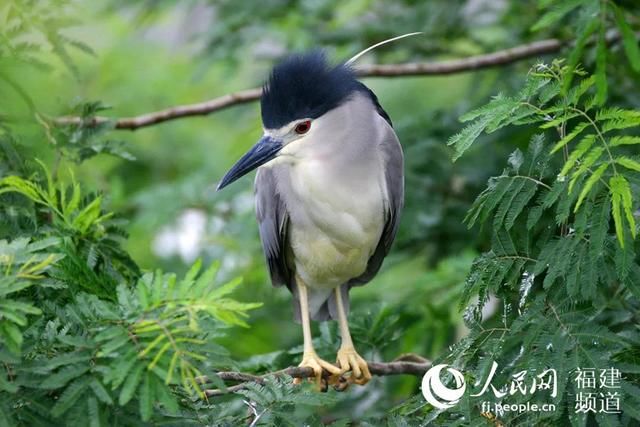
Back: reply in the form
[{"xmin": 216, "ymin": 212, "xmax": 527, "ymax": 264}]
[
  {"xmin": 493, "ymin": 179, "xmax": 526, "ymax": 229},
  {"xmin": 594, "ymin": 27, "xmax": 607, "ymax": 105},
  {"xmin": 568, "ymin": 75, "xmax": 595, "ymax": 104},
  {"xmin": 505, "ymin": 180, "xmax": 538, "ymax": 230},
  {"xmin": 138, "ymin": 333, "xmax": 166, "ymax": 358},
  {"xmin": 574, "ymin": 163, "xmax": 608, "ymax": 212},
  {"xmin": 0, "ymin": 306, "xmax": 26, "ymax": 326},
  {"xmin": 0, "ymin": 322, "xmax": 23, "ymax": 354},
  {"xmin": 531, "ymin": 0, "xmax": 586, "ymax": 31},
  {"xmin": 25, "ymin": 236, "xmax": 61, "ymax": 252},
  {"xmin": 588, "ymin": 193, "xmax": 610, "ymax": 268},
  {"xmin": 610, "ymin": 175, "xmax": 636, "ymax": 247},
  {"xmin": 564, "ymin": 19, "xmax": 599, "ymax": 93},
  {"xmin": 35, "ymin": 159, "xmax": 55, "ymax": 202},
  {"xmin": 539, "ymin": 111, "xmax": 580, "ymax": 129},
  {"xmin": 39, "ymin": 351, "xmax": 93, "ymax": 371},
  {"xmin": 183, "ymin": 258, "xmax": 202, "ymax": 284},
  {"xmin": 550, "ymin": 122, "xmax": 589, "ymax": 153},
  {"xmin": 94, "ymin": 325, "xmax": 126, "ymax": 342},
  {"xmin": 72, "ymin": 196, "xmax": 103, "ymax": 233},
  {"xmin": 96, "ymin": 333, "xmax": 130, "ymax": 357},
  {"xmin": 566, "ymin": 244, "xmax": 586, "ymax": 298},
  {"xmin": 51, "ymin": 377, "xmax": 90, "ymax": 417},
  {"xmin": 66, "ymin": 182, "xmax": 82, "ymax": 218},
  {"xmin": 613, "ymin": 5, "xmax": 640, "ymax": 72},
  {"xmin": 543, "ymin": 180, "xmax": 567, "ymax": 209},
  {"xmin": 567, "ymin": 146, "xmax": 605, "ymax": 193},
  {"xmin": 192, "ymin": 261, "xmax": 220, "ymax": 296},
  {"xmin": 40, "ymin": 364, "xmax": 89, "ymax": 389},
  {"xmin": 0, "ymin": 176, "xmax": 45, "ymax": 204},
  {"xmin": 209, "ymin": 277, "xmax": 243, "ymax": 300},
  {"xmin": 538, "ymin": 79, "xmax": 562, "ymax": 104},
  {"xmin": 596, "ymin": 107, "xmax": 640, "ymax": 121},
  {"xmin": 148, "ymin": 341, "xmax": 172, "ymax": 371},
  {"xmin": 165, "ymin": 352, "xmax": 179, "ymax": 385},
  {"xmin": 447, "ymin": 115, "xmax": 491, "ymax": 161},
  {"xmin": 618, "ymin": 177, "xmax": 636, "ymax": 239},
  {"xmin": 8, "ymin": 300, "xmax": 41, "ymax": 315},
  {"xmin": 155, "ymin": 377, "xmax": 179, "ymax": 414},
  {"xmin": 0, "ymin": 279, "xmax": 32, "ymax": 298},
  {"xmin": 87, "ymin": 396, "xmax": 100, "ymax": 427},
  {"xmin": 600, "ymin": 108, "xmax": 640, "ymax": 132},
  {"xmin": 610, "ymin": 136, "xmax": 640, "ymax": 147},
  {"xmin": 615, "ymin": 157, "xmax": 640, "ymax": 173},
  {"xmin": 89, "ymin": 378, "xmax": 113, "ymax": 405},
  {"xmin": 465, "ymin": 177, "xmax": 512, "ymax": 227},
  {"xmin": 0, "ymin": 300, "xmax": 41, "ymax": 325},
  {"xmin": 139, "ymin": 372, "xmax": 152, "ymax": 421},
  {"xmin": 118, "ymin": 362, "xmax": 144, "ymax": 406},
  {"xmin": 107, "ymin": 349, "xmax": 138, "ymax": 389}
]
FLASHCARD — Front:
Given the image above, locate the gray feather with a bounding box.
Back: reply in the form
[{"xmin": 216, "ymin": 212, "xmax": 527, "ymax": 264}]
[
  {"xmin": 349, "ymin": 123, "xmax": 404, "ymax": 287},
  {"xmin": 255, "ymin": 168, "xmax": 291, "ymax": 288},
  {"xmin": 256, "ymin": 167, "xmax": 305, "ymax": 322}
]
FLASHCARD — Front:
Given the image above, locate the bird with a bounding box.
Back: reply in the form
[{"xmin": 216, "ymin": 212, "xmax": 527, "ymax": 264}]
[{"xmin": 217, "ymin": 51, "xmax": 403, "ymax": 388}]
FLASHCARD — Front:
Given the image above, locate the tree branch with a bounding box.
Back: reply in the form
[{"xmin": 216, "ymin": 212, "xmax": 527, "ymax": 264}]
[
  {"xmin": 56, "ymin": 32, "xmax": 626, "ymax": 131},
  {"xmin": 203, "ymin": 356, "xmax": 432, "ymax": 397}
]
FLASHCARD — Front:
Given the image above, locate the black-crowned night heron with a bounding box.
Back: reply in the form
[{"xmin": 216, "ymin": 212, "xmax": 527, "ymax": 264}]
[{"xmin": 217, "ymin": 51, "xmax": 403, "ymax": 388}]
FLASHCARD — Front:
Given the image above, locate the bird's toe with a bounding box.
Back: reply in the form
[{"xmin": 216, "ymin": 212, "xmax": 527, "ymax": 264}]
[
  {"xmin": 295, "ymin": 351, "xmax": 341, "ymax": 390},
  {"xmin": 335, "ymin": 346, "xmax": 371, "ymax": 386}
]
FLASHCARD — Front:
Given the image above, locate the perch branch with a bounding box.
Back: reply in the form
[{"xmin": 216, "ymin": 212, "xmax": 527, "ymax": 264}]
[
  {"xmin": 54, "ymin": 32, "xmax": 626, "ymax": 131},
  {"xmin": 203, "ymin": 357, "xmax": 432, "ymax": 397}
]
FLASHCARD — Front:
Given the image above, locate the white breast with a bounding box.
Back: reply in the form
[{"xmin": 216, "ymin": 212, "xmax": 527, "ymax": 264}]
[{"xmin": 286, "ymin": 156, "xmax": 385, "ymax": 290}]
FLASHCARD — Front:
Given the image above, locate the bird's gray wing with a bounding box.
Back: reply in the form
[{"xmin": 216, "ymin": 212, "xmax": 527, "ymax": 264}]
[
  {"xmin": 349, "ymin": 123, "xmax": 404, "ymax": 287},
  {"xmin": 255, "ymin": 167, "xmax": 291, "ymax": 289}
]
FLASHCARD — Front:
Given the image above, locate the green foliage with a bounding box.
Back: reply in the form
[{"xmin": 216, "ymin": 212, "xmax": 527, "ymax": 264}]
[
  {"xmin": 51, "ymin": 102, "xmax": 135, "ymax": 163},
  {"xmin": 0, "ymin": 0, "xmax": 94, "ymax": 112},
  {"xmin": 234, "ymin": 377, "xmax": 339, "ymax": 426},
  {"xmin": 0, "ymin": 237, "xmax": 61, "ymax": 354},
  {"xmin": 0, "ymin": 159, "xmax": 140, "ymax": 299},
  {"xmin": 1, "ymin": 160, "xmax": 113, "ymax": 235},
  {"xmin": 1, "ymin": 0, "xmax": 639, "ymax": 425},
  {"xmin": 450, "ymin": 60, "xmax": 639, "ymax": 247},
  {"xmin": 532, "ymin": 0, "xmax": 640, "ymax": 99},
  {"xmin": 0, "ymin": 154, "xmax": 263, "ymax": 424},
  {"xmin": 428, "ymin": 21, "xmax": 640, "ymax": 427}
]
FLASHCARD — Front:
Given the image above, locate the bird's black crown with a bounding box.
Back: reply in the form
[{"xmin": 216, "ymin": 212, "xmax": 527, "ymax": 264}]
[{"xmin": 260, "ymin": 51, "xmax": 360, "ymax": 129}]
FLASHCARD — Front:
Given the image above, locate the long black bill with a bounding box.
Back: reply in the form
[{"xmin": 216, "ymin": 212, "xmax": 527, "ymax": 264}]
[{"xmin": 216, "ymin": 136, "xmax": 283, "ymax": 191}]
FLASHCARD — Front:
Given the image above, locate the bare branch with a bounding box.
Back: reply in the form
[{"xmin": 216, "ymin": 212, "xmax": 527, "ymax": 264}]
[
  {"xmin": 56, "ymin": 32, "xmax": 627, "ymax": 131},
  {"xmin": 55, "ymin": 88, "xmax": 262, "ymax": 131},
  {"xmin": 355, "ymin": 38, "xmax": 562, "ymax": 77},
  {"xmin": 203, "ymin": 357, "xmax": 432, "ymax": 397}
]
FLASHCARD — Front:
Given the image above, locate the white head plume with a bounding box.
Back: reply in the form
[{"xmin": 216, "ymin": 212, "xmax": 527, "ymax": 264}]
[{"xmin": 346, "ymin": 32, "xmax": 423, "ymax": 66}]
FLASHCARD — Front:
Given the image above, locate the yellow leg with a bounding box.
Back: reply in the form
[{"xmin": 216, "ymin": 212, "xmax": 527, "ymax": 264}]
[
  {"xmin": 293, "ymin": 276, "xmax": 341, "ymax": 389},
  {"xmin": 334, "ymin": 287, "xmax": 371, "ymax": 385}
]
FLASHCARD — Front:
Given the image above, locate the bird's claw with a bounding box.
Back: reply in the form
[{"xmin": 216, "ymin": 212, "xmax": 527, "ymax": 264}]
[
  {"xmin": 331, "ymin": 375, "xmax": 350, "ymax": 391},
  {"xmin": 335, "ymin": 346, "xmax": 371, "ymax": 386},
  {"xmin": 294, "ymin": 351, "xmax": 341, "ymax": 390}
]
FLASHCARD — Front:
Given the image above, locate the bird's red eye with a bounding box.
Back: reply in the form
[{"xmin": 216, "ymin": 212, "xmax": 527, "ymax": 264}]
[{"xmin": 294, "ymin": 120, "xmax": 311, "ymax": 135}]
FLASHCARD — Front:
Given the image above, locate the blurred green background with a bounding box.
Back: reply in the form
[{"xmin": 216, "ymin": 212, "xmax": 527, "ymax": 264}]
[{"xmin": 5, "ymin": 0, "xmax": 637, "ymax": 418}]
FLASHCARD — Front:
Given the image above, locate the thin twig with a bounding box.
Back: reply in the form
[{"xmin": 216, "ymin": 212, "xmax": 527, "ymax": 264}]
[
  {"xmin": 54, "ymin": 33, "xmax": 628, "ymax": 131},
  {"xmin": 203, "ymin": 357, "xmax": 432, "ymax": 397}
]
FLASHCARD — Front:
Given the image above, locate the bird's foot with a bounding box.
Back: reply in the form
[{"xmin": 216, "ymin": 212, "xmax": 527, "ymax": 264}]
[
  {"xmin": 294, "ymin": 351, "xmax": 342, "ymax": 390},
  {"xmin": 335, "ymin": 345, "xmax": 371, "ymax": 387}
]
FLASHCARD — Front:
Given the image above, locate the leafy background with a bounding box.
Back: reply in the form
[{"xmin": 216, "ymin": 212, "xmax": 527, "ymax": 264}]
[{"xmin": 0, "ymin": 0, "xmax": 639, "ymax": 425}]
